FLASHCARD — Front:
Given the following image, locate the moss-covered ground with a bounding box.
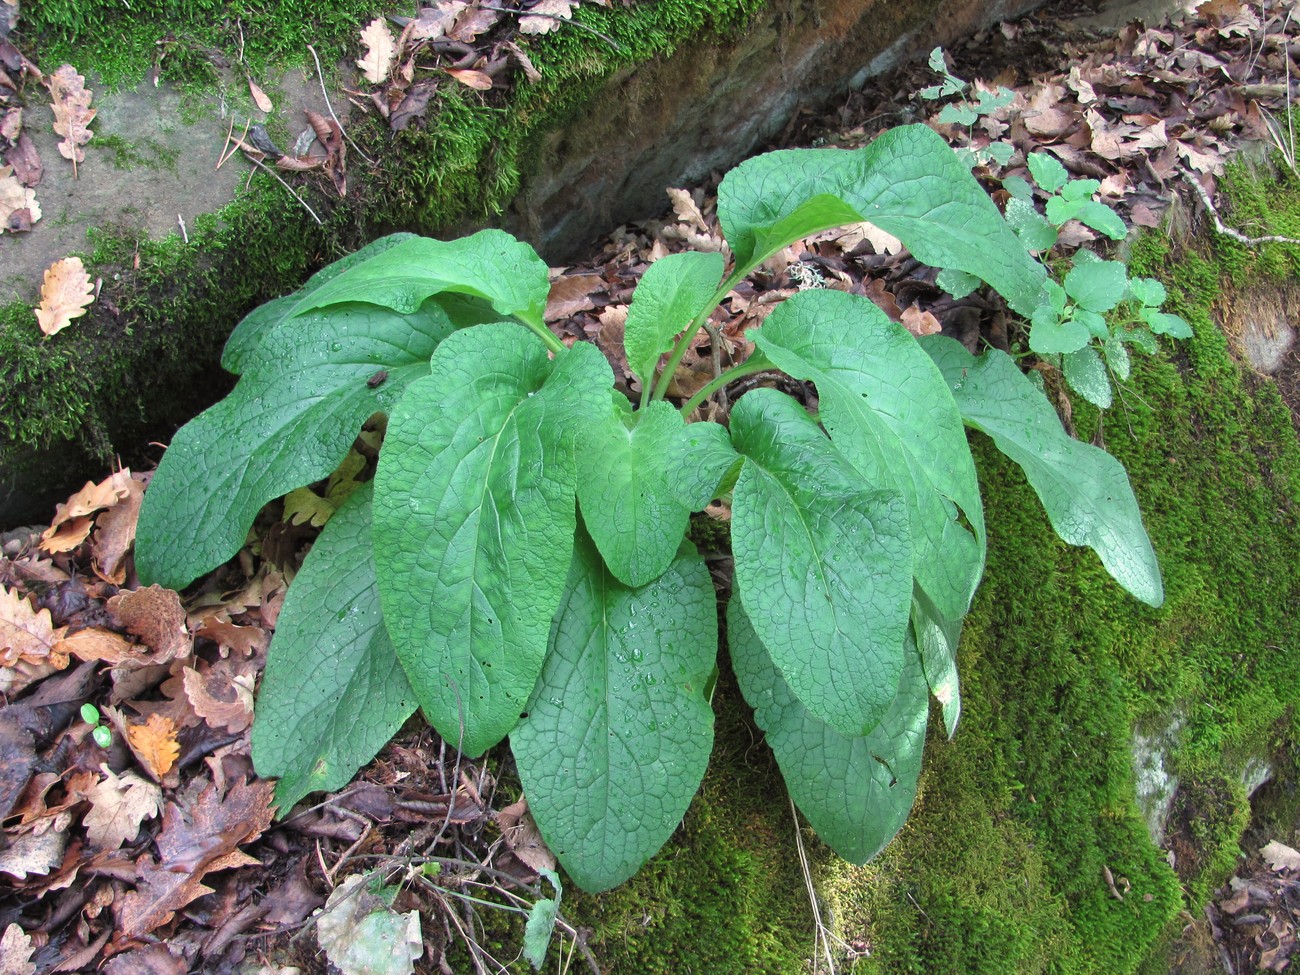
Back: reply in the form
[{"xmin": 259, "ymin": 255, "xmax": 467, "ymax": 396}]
[{"xmin": 1, "ymin": 0, "xmax": 768, "ymax": 522}]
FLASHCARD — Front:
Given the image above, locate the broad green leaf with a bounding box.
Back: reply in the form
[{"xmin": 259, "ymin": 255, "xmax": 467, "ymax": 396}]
[
  {"xmin": 1045, "ymin": 195, "xmax": 1083, "ymax": 226},
  {"xmin": 136, "ymin": 301, "xmax": 455, "ymax": 589},
  {"xmin": 1060, "ymin": 178, "xmax": 1101, "ymax": 202},
  {"xmin": 936, "ymin": 268, "xmax": 981, "ymax": 299},
  {"xmin": 1144, "ymin": 310, "xmax": 1194, "ymax": 338},
  {"xmin": 623, "ymin": 252, "xmax": 725, "ymax": 389},
  {"xmin": 1064, "ymin": 260, "xmax": 1128, "ymax": 313},
  {"xmin": 753, "ymin": 289, "xmax": 985, "ymax": 620},
  {"xmin": 1005, "ymin": 198, "xmax": 1058, "ymax": 252},
  {"xmin": 575, "ymin": 402, "xmax": 737, "ymax": 586},
  {"xmin": 1027, "ymin": 152, "xmax": 1068, "ymax": 194},
  {"xmin": 911, "ymin": 585, "xmax": 962, "ymax": 737},
  {"xmin": 1029, "ymin": 306, "xmax": 1091, "ymax": 355},
  {"xmin": 373, "ymin": 327, "xmax": 613, "ymax": 757},
  {"xmin": 987, "ymin": 141, "xmax": 1015, "ymax": 166},
  {"xmin": 511, "ymin": 531, "xmax": 716, "ymax": 892},
  {"xmin": 1075, "ymin": 309, "xmax": 1110, "ymax": 340},
  {"xmin": 1063, "ymin": 346, "xmax": 1113, "ymax": 409},
  {"xmin": 730, "ymin": 388, "xmax": 912, "ymax": 737},
  {"xmin": 1105, "ymin": 331, "xmax": 1132, "ymax": 381},
  {"xmin": 728, "ymin": 593, "xmax": 928, "ymax": 864},
  {"xmin": 223, "ymin": 234, "xmax": 417, "ymax": 374},
  {"xmin": 673, "ymin": 420, "xmax": 741, "ymax": 510},
  {"xmin": 1121, "ymin": 326, "xmax": 1159, "ymax": 355},
  {"xmin": 251, "ymin": 484, "xmax": 415, "ymax": 812},
  {"xmin": 1127, "ymin": 277, "xmax": 1167, "ymax": 307},
  {"xmin": 922, "ymin": 336, "xmax": 1163, "ymax": 606},
  {"xmin": 717, "ymin": 125, "xmax": 1046, "ymax": 315},
  {"xmin": 1076, "ymin": 200, "xmax": 1127, "ymax": 240},
  {"xmin": 286, "ymin": 229, "xmax": 552, "ymax": 329},
  {"xmin": 1003, "ymin": 175, "xmax": 1035, "ymax": 202},
  {"xmin": 523, "ymin": 871, "xmax": 562, "ymax": 969}
]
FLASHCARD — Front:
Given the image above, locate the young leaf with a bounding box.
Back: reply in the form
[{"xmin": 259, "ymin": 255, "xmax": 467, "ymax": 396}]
[
  {"xmin": 730, "ymin": 388, "xmax": 912, "ymax": 737},
  {"xmin": 1076, "ymin": 200, "xmax": 1127, "ymax": 240},
  {"xmin": 752, "ymin": 289, "xmax": 985, "ymax": 621},
  {"xmin": 373, "ymin": 327, "xmax": 613, "ymax": 758},
  {"xmin": 136, "ymin": 300, "xmax": 455, "ymax": 589},
  {"xmin": 1062, "ymin": 346, "xmax": 1113, "ymax": 408},
  {"xmin": 622, "ymin": 251, "xmax": 724, "ymax": 390},
  {"xmin": 1063, "ymin": 260, "xmax": 1128, "ymax": 313},
  {"xmin": 935, "ymin": 268, "xmax": 981, "ymax": 299},
  {"xmin": 1143, "ymin": 310, "xmax": 1194, "ymax": 338},
  {"xmin": 1127, "ymin": 277, "xmax": 1167, "ymax": 308},
  {"xmin": 1104, "ymin": 331, "xmax": 1132, "ymax": 381},
  {"xmin": 728, "ymin": 592, "xmax": 928, "ymax": 864},
  {"xmin": 1029, "ymin": 306, "xmax": 1090, "ymax": 355},
  {"xmin": 1004, "ymin": 198, "xmax": 1058, "ymax": 253},
  {"xmin": 223, "ymin": 234, "xmax": 418, "ymax": 374},
  {"xmin": 574, "ymin": 401, "xmax": 737, "ymax": 586},
  {"xmin": 251, "ymin": 485, "xmax": 416, "ymax": 812},
  {"xmin": 522, "ymin": 870, "xmax": 562, "ymax": 969},
  {"xmin": 717, "ymin": 125, "xmax": 1047, "ymax": 315},
  {"xmin": 285, "ymin": 229, "xmax": 552, "ymax": 329},
  {"xmin": 1026, "ymin": 152, "xmax": 1068, "ymax": 194},
  {"xmin": 511, "ymin": 531, "xmax": 716, "ymax": 893},
  {"xmin": 922, "ymin": 336, "xmax": 1163, "ymax": 606}
]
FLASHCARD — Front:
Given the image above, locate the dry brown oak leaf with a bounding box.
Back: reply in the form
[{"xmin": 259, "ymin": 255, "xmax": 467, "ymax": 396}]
[
  {"xmin": 113, "ymin": 778, "xmax": 275, "ymax": 944},
  {"xmin": 0, "ymin": 164, "xmax": 39, "ymax": 234},
  {"xmin": 34, "ymin": 256, "xmax": 94, "ymax": 338},
  {"xmin": 83, "ymin": 767, "xmax": 163, "ymax": 851},
  {"xmin": 46, "ymin": 65, "xmax": 94, "ymax": 175},
  {"xmin": 356, "ymin": 17, "xmax": 396, "ymax": 85}
]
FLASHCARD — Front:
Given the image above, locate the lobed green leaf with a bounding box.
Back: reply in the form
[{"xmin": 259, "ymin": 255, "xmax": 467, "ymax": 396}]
[
  {"xmin": 752, "ymin": 289, "xmax": 985, "ymax": 621},
  {"xmin": 923, "ymin": 336, "xmax": 1164, "ymax": 606},
  {"xmin": 251, "ymin": 484, "xmax": 416, "ymax": 812},
  {"xmin": 730, "ymin": 388, "xmax": 913, "ymax": 737},
  {"xmin": 717, "ymin": 124, "xmax": 1046, "ymax": 315},
  {"xmin": 511, "ymin": 531, "xmax": 716, "ymax": 893},
  {"xmin": 136, "ymin": 301, "xmax": 454, "ymax": 589},
  {"xmin": 728, "ymin": 593, "xmax": 928, "ymax": 865},
  {"xmin": 373, "ymin": 326, "xmax": 613, "ymax": 757}
]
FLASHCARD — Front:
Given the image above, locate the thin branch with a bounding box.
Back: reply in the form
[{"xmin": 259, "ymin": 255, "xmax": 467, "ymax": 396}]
[
  {"xmin": 1182, "ymin": 168, "xmax": 1300, "ymax": 246},
  {"xmin": 308, "ymin": 44, "xmax": 376, "ymax": 166},
  {"xmin": 474, "ymin": 3, "xmax": 621, "ymax": 50},
  {"xmin": 791, "ymin": 797, "xmax": 837, "ymax": 975}
]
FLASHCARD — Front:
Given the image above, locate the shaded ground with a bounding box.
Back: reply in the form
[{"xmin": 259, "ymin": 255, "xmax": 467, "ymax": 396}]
[{"xmin": 4, "ymin": 0, "xmax": 1300, "ymax": 972}]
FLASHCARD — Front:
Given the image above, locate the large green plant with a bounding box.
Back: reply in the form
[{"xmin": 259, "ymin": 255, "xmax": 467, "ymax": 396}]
[{"xmin": 136, "ymin": 124, "xmax": 1169, "ymax": 894}]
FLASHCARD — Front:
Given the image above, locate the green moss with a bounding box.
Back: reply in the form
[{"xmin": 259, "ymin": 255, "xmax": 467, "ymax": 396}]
[{"xmin": 90, "ymin": 133, "xmax": 181, "ymax": 171}]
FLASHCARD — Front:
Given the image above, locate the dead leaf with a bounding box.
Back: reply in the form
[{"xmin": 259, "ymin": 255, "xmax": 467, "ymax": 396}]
[
  {"xmin": 247, "ymin": 78, "xmax": 272, "ymax": 113},
  {"xmin": 502, "ymin": 40, "xmax": 542, "ymax": 83},
  {"xmin": 125, "ymin": 713, "xmax": 181, "ymax": 779},
  {"xmin": 34, "ymin": 256, "xmax": 94, "ymax": 337},
  {"xmin": 666, "ymin": 187, "xmax": 708, "ymax": 233},
  {"xmin": 0, "ymin": 824, "xmax": 66, "ymax": 879},
  {"xmin": 316, "ymin": 874, "xmax": 423, "ymax": 974},
  {"xmin": 0, "ymin": 163, "xmax": 38, "ymax": 234},
  {"xmin": 0, "ymin": 585, "xmax": 67, "ymax": 669},
  {"xmin": 445, "ymin": 67, "xmax": 492, "ymax": 90},
  {"xmin": 46, "ymin": 65, "xmax": 95, "ymax": 176},
  {"xmin": 84, "ymin": 766, "xmax": 163, "ymax": 850},
  {"xmin": 450, "ymin": 1, "xmax": 501, "ymax": 41},
  {"xmin": 182, "ymin": 663, "xmax": 254, "ymax": 732},
  {"xmin": 1261, "ymin": 840, "xmax": 1300, "ymax": 872},
  {"xmin": 91, "ymin": 473, "xmax": 146, "ymax": 583},
  {"xmin": 114, "ymin": 778, "xmax": 275, "ymax": 942},
  {"xmin": 544, "ymin": 273, "xmax": 599, "ymax": 322},
  {"xmin": 107, "ymin": 585, "xmax": 190, "ymax": 661},
  {"xmin": 496, "ymin": 797, "xmax": 556, "ymax": 874},
  {"xmin": 283, "ymin": 486, "xmax": 335, "ymax": 527},
  {"xmin": 519, "ymin": 0, "xmax": 576, "ymax": 34},
  {"xmin": 357, "ymin": 18, "xmax": 396, "ymax": 85},
  {"xmin": 55, "ymin": 627, "xmax": 135, "ymax": 665},
  {"xmin": 901, "ymin": 304, "xmax": 942, "ymax": 337},
  {"xmin": 0, "ymin": 924, "xmax": 36, "ymax": 975},
  {"xmin": 194, "ymin": 616, "xmax": 267, "ymax": 657}
]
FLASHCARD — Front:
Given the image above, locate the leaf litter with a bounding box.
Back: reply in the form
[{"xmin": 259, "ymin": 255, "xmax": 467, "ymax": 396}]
[{"xmin": 4, "ymin": 0, "xmax": 1300, "ymax": 968}]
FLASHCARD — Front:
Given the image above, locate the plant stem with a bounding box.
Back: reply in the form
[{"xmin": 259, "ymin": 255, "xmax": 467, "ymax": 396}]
[
  {"xmin": 650, "ymin": 279, "xmax": 736, "ymax": 402},
  {"xmin": 522, "ymin": 318, "xmax": 566, "ymax": 355},
  {"xmin": 679, "ymin": 358, "xmax": 771, "ymax": 417}
]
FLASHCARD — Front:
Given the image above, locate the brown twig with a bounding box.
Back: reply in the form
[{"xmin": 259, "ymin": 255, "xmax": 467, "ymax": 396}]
[{"xmin": 244, "ymin": 151, "xmax": 324, "ymax": 224}]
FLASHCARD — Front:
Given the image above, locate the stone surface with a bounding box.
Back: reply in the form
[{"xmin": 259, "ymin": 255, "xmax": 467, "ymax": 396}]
[{"xmin": 0, "ymin": 66, "xmax": 334, "ymax": 302}]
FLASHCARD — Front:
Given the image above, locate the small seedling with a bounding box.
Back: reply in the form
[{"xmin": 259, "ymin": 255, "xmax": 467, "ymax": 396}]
[{"xmin": 81, "ymin": 703, "xmax": 112, "ymax": 748}]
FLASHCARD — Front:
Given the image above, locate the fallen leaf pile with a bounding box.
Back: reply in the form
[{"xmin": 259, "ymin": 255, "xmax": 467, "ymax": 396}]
[
  {"xmin": 0, "ymin": 36, "xmax": 43, "ymax": 234},
  {"xmin": 0, "ymin": 462, "xmax": 564, "ymax": 972},
  {"xmin": 1205, "ymin": 838, "xmax": 1300, "ymax": 972},
  {"xmin": 350, "ymin": 0, "xmax": 607, "ymax": 133}
]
